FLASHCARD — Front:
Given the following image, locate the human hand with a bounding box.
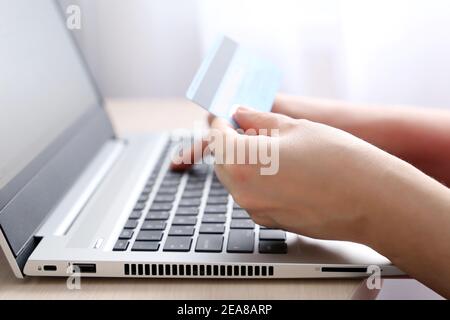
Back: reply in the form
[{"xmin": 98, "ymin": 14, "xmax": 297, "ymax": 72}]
[
  {"xmin": 170, "ymin": 94, "xmax": 386, "ymax": 172},
  {"xmin": 170, "ymin": 105, "xmax": 450, "ymax": 299},
  {"xmin": 172, "ymin": 105, "xmax": 414, "ymax": 244},
  {"xmin": 207, "ymin": 106, "xmax": 412, "ymax": 244}
]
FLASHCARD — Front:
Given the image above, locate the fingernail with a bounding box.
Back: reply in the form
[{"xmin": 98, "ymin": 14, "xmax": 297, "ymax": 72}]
[{"xmin": 235, "ymin": 106, "xmax": 255, "ymax": 114}]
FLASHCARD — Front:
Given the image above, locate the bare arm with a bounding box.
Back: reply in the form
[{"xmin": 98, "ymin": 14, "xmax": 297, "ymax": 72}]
[
  {"xmin": 274, "ymin": 95, "xmax": 450, "ymax": 186},
  {"xmin": 360, "ymin": 152, "xmax": 450, "ymax": 298}
]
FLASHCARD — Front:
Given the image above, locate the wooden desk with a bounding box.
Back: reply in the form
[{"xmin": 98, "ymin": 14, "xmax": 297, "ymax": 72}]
[{"xmin": 0, "ymin": 99, "xmax": 361, "ymax": 299}]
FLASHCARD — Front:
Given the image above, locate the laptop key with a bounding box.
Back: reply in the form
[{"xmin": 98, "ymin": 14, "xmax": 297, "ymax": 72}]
[
  {"xmin": 129, "ymin": 210, "xmax": 142, "ymax": 219},
  {"xmin": 141, "ymin": 220, "xmax": 166, "ymax": 230},
  {"xmin": 259, "ymin": 241, "xmax": 287, "ymax": 254},
  {"xmin": 176, "ymin": 207, "xmax": 199, "ymax": 216},
  {"xmin": 188, "ymin": 167, "xmax": 207, "ymax": 175},
  {"xmin": 206, "ymin": 196, "xmax": 229, "ymax": 205},
  {"xmin": 164, "ymin": 176, "xmax": 182, "ymax": 182},
  {"xmin": 134, "ymin": 202, "xmax": 146, "ymax": 211},
  {"xmin": 172, "ymin": 216, "xmax": 197, "ymax": 226},
  {"xmin": 161, "ymin": 180, "xmax": 179, "ymax": 187},
  {"xmin": 157, "ymin": 187, "xmax": 178, "ymax": 195},
  {"xmin": 149, "ymin": 172, "xmax": 159, "ymax": 179},
  {"xmin": 199, "ymin": 224, "xmax": 225, "ymax": 234},
  {"xmin": 230, "ymin": 219, "xmax": 255, "ymax": 229},
  {"xmin": 186, "ymin": 180, "xmax": 204, "ymax": 186},
  {"xmin": 146, "ymin": 211, "xmax": 170, "ymax": 220},
  {"xmin": 187, "ymin": 173, "xmax": 207, "ymax": 180},
  {"xmin": 153, "ymin": 195, "xmax": 175, "ymax": 203},
  {"xmin": 150, "ymin": 203, "xmax": 172, "ymax": 211},
  {"xmin": 195, "ymin": 235, "xmax": 224, "ymax": 252},
  {"xmin": 124, "ymin": 219, "xmax": 138, "ymax": 229},
  {"xmin": 210, "ymin": 182, "xmax": 225, "ymax": 189},
  {"xmin": 204, "ymin": 205, "xmax": 227, "ymax": 214},
  {"xmin": 181, "ymin": 190, "xmax": 203, "ymax": 198},
  {"xmin": 113, "ymin": 240, "xmax": 129, "ymax": 251},
  {"xmin": 137, "ymin": 194, "xmax": 149, "ymax": 203},
  {"xmin": 131, "ymin": 241, "xmax": 159, "ymax": 251},
  {"xmin": 141, "ymin": 186, "xmax": 153, "ymax": 195},
  {"xmin": 189, "ymin": 164, "xmax": 209, "ymax": 174},
  {"xmin": 232, "ymin": 209, "xmax": 250, "ymax": 219},
  {"xmin": 119, "ymin": 229, "xmax": 134, "ymax": 240},
  {"xmin": 166, "ymin": 171, "xmax": 183, "ymax": 177},
  {"xmin": 259, "ymin": 230, "xmax": 286, "ymax": 241},
  {"xmin": 163, "ymin": 236, "xmax": 192, "ymax": 252},
  {"xmin": 137, "ymin": 231, "xmax": 164, "ymax": 241},
  {"xmin": 259, "ymin": 225, "xmax": 274, "ymax": 230},
  {"xmin": 208, "ymin": 189, "xmax": 229, "ymax": 196},
  {"xmin": 227, "ymin": 230, "xmax": 254, "ymax": 253},
  {"xmin": 169, "ymin": 226, "xmax": 195, "ymax": 236},
  {"xmin": 202, "ymin": 214, "xmax": 226, "ymax": 224},
  {"xmin": 164, "ymin": 172, "xmax": 182, "ymax": 178},
  {"xmin": 184, "ymin": 184, "xmax": 204, "ymax": 191},
  {"xmin": 132, "ymin": 241, "xmax": 160, "ymax": 252},
  {"xmin": 178, "ymin": 198, "xmax": 201, "ymax": 207}
]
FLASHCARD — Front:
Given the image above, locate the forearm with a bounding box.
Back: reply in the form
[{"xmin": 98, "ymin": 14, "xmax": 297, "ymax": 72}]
[
  {"xmin": 363, "ymin": 156, "xmax": 450, "ymax": 298},
  {"xmin": 275, "ymin": 95, "xmax": 450, "ymax": 185}
]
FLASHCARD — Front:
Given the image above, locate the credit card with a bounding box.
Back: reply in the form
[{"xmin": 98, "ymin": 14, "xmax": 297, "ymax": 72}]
[{"xmin": 186, "ymin": 36, "xmax": 282, "ymax": 126}]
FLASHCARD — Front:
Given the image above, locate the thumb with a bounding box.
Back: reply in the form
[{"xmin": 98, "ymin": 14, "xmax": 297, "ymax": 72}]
[{"xmin": 233, "ymin": 106, "xmax": 286, "ymax": 134}]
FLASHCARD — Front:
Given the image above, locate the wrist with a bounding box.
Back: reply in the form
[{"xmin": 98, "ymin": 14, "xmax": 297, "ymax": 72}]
[{"xmin": 360, "ymin": 154, "xmax": 450, "ymax": 258}]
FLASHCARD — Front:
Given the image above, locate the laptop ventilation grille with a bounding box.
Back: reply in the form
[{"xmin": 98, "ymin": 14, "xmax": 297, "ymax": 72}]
[{"xmin": 123, "ymin": 264, "xmax": 274, "ymax": 277}]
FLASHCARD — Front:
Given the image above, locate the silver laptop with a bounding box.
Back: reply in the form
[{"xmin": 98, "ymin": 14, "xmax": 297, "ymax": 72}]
[{"xmin": 0, "ymin": 0, "xmax": 403, "ymax": 279}]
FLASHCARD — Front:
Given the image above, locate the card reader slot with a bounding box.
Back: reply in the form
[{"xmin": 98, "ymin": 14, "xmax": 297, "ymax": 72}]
[{"xmin": 322, "ymin": 267, "xmax": 367, "ymax": 273}]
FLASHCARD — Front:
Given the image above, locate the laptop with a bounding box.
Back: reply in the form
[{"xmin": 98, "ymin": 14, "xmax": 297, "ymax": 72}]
[{"xmin": 0, "ymin": 0, "xmax": 403, "ymax": 279}]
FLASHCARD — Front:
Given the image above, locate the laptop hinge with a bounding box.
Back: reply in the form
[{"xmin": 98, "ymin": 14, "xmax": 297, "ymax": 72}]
[{"xmin": 35, "ymin": 139, "xmax": 125, "ymax": 238}]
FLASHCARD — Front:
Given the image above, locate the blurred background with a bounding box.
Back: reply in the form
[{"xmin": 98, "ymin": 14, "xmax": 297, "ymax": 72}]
[{"xmin": 63, "ymin": 0, "xmax": 450, "ymax": 108}]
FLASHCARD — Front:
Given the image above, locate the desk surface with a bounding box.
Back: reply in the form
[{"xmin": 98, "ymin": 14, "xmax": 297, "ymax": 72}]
[{"xmin": 0, "ymin": 99, "xmax": 361, "ymax": 299}]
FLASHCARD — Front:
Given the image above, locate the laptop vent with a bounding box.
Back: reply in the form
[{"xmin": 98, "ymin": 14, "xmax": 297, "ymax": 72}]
[{"xmin": 123, "ymin": 264, "xmax": 274, "ymax": 277}]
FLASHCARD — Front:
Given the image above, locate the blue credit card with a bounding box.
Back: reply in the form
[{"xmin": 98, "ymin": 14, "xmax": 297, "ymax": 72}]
[{"xmin": 186, "ymin": 36, "xmax": 282, "ymax": 126}]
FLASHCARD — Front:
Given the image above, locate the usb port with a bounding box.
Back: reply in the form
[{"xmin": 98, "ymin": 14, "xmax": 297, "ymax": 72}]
[
  {"xmin": 73, "ymin": 263, "xmax": 96, "ymax": 273},
  {"xmin": 43, "ymin": 265, "xmax": 57, "ymax": 271}
]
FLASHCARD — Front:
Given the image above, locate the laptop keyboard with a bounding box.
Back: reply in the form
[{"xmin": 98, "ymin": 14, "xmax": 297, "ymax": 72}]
[{"xmin": 113, "ymin": 140, "xmax": 288, "ymax": 255}]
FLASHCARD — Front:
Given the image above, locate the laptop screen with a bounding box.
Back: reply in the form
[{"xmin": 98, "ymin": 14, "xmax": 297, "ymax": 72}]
[
  {"xmin": 0, "ymin": 0, "xmax": 113, "ymax": 267},
  {"xmin": 0, "ymin": 0, "xmax": 99, "ymax": 191}
]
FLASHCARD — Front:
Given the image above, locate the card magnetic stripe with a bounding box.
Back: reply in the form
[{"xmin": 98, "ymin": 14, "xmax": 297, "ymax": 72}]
[{"xmin": 186, "ymin": 37, "xmax": 238, "ymax": 110}]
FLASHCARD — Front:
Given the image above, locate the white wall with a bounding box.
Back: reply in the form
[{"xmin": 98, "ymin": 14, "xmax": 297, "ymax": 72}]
[
  {"xmin": 195, "ymin": 0, "xmax": 346, "ymax": 99},
  {"xmin": 340, "ymin": 0, "xmax": 450, "ymax": 107},
  {"xmin": 67, "ymin": 0, "xmax": 203, "ymax": 98},
  {"xmin": 66, "ymin": 0, "xmax": 450, "ymax": 108}
]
